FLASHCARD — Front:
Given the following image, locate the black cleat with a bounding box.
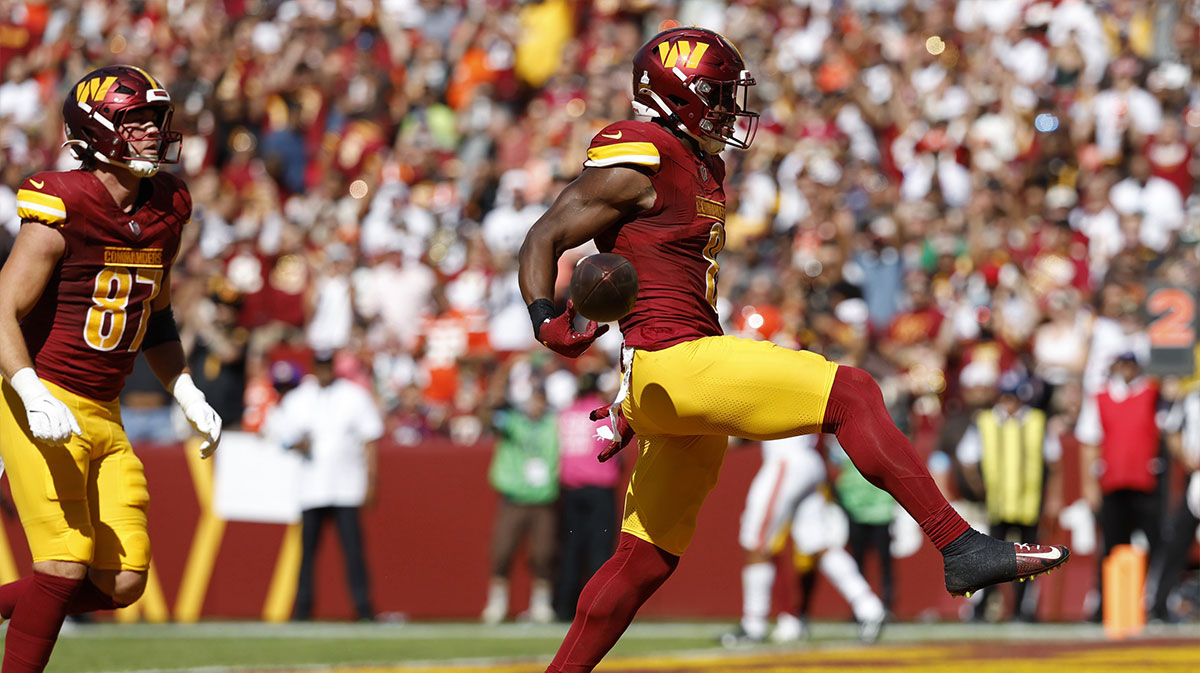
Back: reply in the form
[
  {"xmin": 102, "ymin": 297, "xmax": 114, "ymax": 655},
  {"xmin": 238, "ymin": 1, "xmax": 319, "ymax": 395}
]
[{"xmin": 943, "ymin": 530, "xmax": 1071, "ymax": 598}]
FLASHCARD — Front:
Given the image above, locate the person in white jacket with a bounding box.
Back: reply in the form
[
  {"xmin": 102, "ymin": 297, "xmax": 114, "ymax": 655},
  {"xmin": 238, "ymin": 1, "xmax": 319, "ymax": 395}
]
[{"xmin": 266, "ymin": 351, "xmax": 384, "ymax": 621}]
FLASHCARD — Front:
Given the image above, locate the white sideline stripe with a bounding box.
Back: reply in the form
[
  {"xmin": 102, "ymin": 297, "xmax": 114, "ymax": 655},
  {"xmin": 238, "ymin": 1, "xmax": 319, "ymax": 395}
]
[{"xmin": 16, "ymin": 200, "xmax": 67, "ymax": 218}]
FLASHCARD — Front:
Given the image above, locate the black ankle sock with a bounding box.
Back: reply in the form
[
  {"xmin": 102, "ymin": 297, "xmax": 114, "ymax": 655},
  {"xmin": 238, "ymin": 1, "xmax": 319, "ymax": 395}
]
[
  {"xmin": 940, "ymin": 527, "xmax": 986, "ymax": 558},
  {"xmin": 941, "ymin": 528, "xmax": 1019, "ymax": 594}
]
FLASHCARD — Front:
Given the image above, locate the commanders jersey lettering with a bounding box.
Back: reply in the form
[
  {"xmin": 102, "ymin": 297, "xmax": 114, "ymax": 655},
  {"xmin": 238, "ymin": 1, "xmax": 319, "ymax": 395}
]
[
  {"xmin": 103, "ymin": 247, "xmax": 164, "ymax": 268},
  {"xmin": 695, "ymin": 196, "xmax": 726, "ymax": 223},
  {"xmin": 585, "ymin": 141, "xmax": 661, "ymax": 170},
  {"xmin": 657, "ymin": 41, "xmax": 709, "ymax": 70},
  {"xmin": 16, "ymin": 188, "xmax": 67, "ymax": 225}
]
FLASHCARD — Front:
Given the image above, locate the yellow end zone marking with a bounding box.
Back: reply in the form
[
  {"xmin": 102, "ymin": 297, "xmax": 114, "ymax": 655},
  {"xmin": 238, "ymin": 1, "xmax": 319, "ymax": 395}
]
[{"xmin": 280, "ymin": 642, "xmax": 1200, "ymax": 673}]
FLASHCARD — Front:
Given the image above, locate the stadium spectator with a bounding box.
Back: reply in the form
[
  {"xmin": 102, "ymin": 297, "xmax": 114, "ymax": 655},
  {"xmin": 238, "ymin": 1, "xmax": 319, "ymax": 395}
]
[
  {"xmin": 1076, "ymin": 352, "xmax": 1169, "ymax": 621},
  {"xmin": 265, "ymin": 351, "xmax": 383, "ymax": 622},
  {"xmin": 956, "ymin": 370, "xmax": 1063, "ymax": 622},
  {"xmin": 480, "ymin": 360, "xmax": 559, "ymax": 625},
  {"xmin": 553, "ymin": 371, "xmax": 622, "ymax": 622}
]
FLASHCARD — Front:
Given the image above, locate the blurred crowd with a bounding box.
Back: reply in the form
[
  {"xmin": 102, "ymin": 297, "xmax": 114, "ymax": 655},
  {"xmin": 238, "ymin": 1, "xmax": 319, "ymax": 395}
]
[{"xmin": 2, "ymin": 0, "xmax": 1200, "ymax": 621}]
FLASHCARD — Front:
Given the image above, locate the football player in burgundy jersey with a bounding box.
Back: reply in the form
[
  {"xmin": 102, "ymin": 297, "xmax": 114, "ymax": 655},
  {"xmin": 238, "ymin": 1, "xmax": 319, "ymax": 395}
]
[
  {"xmin": 0, "ymin": 65, "xmax": 220, "ymax": 672},
  {"xmin": 518, "ymin": 27, "xmax": 1070, "ymax": 672}
]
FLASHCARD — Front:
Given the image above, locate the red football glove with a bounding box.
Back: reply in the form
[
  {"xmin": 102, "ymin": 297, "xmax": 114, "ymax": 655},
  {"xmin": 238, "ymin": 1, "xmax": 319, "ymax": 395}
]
[
  {"xmin": 535, "ymin": 300, "xmax": 609, "ymax": 358},
  {"xmin": 590, "ymin": 402, "xmax": 635, "ymax": 463}
]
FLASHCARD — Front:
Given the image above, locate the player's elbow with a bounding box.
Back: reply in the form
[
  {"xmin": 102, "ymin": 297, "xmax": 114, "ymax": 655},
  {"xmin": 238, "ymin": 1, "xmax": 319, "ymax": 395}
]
[{"xmin": 518, "ymin": 222, "xmax": 561, "ymax": 268}]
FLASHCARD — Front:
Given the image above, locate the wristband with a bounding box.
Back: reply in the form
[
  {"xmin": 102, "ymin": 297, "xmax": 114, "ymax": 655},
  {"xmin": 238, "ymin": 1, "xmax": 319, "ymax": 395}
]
[
  {"xmin": 10, "ymin": 367, "xmax": 50, "ymax": 404},
  {"xmin": 528, "ymin": 298, "xmax": 558, "ymax": 337},
  {"xmin": 168, "ymin": 372, "xmax": 205, "ymax": 407}
]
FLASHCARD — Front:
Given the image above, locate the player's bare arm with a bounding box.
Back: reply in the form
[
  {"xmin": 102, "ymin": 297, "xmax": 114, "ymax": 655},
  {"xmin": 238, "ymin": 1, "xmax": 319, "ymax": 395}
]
[
  {"xmin": 140, "ymin": 270, "xmax": 223, "ymax": 458},
  {"xmin": 518, "ymin": 165, "xmax": 655, "ymax": 304},
  {"xmin": 518, "ymin": 165, "xmax": 655, "ymax": 358},
  {"xmin": 0, "ymin": 221, "xmax": 82, "ymax": 444},
  {"xmin": 0, "ymin": 222, "xmax": 65, "ymax": 379}
]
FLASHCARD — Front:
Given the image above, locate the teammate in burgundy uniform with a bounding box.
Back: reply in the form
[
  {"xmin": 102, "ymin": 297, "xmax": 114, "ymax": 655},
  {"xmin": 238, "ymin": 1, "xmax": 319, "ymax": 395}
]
[
  {"xmin": 0, "ymin": 66, "xmax": 220, "ymax": 673},
  {"xmin": 518, "ymin": 28, "xmax": 1070, "ymax": 672}
]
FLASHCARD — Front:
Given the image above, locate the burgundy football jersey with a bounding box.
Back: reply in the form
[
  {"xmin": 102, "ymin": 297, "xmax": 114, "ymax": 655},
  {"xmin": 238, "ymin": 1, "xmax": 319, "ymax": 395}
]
[
  {"xmin": 585, "ymin": 120, "xmax": 727, "ymax": 351},
  {"xmin": 15, "ymin": 170, "xmax": 189, "ymax": 401}
]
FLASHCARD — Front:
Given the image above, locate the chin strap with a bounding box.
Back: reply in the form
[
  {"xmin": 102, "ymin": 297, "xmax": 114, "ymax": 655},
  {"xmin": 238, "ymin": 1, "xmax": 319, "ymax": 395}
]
[{"xmin": 62, "ymin": 140, "xmax": 160, "ymax": 177}]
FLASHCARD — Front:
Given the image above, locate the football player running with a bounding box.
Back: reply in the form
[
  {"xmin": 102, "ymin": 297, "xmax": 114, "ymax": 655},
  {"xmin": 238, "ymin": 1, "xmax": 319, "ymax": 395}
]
[
  {"xmin": 518, "ymin": 27, "xmax": 1070, "ymax": 672},
  {"xmin": 0, "ymin": 65, "xmax": 220, "ymax": 673}
]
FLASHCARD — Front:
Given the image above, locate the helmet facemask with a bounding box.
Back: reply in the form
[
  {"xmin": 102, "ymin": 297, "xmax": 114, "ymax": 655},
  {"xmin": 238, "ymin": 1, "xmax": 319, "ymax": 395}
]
[
  {"xmin": 110, "ymin": 104, "xmax": 182, "ymax": 177},
  {"xmin": 692, "ymin": 71, "xmax": 758, "ymax": 150}
]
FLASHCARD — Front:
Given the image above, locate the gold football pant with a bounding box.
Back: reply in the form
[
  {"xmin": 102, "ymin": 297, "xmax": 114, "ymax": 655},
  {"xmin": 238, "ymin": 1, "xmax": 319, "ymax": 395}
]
[
  {"xmin": 0, "ymin": 378, "xmax": 151, "ymax": 571},
  {"xmin": 620, "ymin": 336, "xmax": 838, "ymax": 556}
]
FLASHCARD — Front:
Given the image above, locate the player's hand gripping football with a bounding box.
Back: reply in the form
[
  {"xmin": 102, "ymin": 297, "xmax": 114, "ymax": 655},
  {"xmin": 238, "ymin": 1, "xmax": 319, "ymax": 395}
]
[
  {"xmin": 10, "ymin": 368, "xmax": 81, "ymax": 444},
  {"xmin": 590, "ymin": 402, "xmax": 635, "ymax": 462},
  {"xmin": 535, "ymin": 300, "xmax": 609, "ymax": 358},
  {"xmin": 170, "ymin": 373, "xmax": 222, "ymax": 458}
]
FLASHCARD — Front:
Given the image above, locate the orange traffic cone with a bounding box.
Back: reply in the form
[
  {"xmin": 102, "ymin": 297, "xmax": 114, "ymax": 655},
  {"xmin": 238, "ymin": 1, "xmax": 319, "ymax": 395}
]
[{"xmin": 1102, "ymin": 544, "xmax": 1146, "ymax": 639}]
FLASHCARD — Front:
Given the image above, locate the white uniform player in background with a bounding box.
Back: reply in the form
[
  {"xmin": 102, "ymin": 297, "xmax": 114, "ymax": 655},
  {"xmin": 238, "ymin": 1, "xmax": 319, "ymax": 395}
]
[{"xmin": 723, "ymin": 433, "xmax": 886, "ymax": 646}]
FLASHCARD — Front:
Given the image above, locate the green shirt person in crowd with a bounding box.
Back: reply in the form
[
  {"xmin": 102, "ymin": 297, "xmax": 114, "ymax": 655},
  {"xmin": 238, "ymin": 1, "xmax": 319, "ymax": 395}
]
[
  {"xmin": 482, "ymin": 359, "xmax": 560, "ymax": 625},
  {"xmin": 833, "ymin": 439, "xmax": 897, "ymax": 614}
]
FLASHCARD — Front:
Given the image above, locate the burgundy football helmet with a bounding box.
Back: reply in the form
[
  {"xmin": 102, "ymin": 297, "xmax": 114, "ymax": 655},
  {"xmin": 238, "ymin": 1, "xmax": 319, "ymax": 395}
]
[
  {"xmin": 62, "ymin": 65, "xmax": 181, "ymax": 177},
  {"xmin": 632, "ymin": 27, "xmax": 758, "ymax": 150}
]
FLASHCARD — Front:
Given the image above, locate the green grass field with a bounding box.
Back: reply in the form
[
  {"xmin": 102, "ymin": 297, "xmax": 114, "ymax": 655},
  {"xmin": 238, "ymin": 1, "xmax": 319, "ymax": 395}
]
[{"xmin": 10, "ymin": 620, "xmax": 1195, "ymax": 673}]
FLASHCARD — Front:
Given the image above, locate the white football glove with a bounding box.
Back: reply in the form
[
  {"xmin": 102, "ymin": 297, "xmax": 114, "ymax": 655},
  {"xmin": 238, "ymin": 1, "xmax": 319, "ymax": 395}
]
[
  {"xmin": 170, "ymin": 373, "xmax": 222, "ymax": 458},
  {"xmin": 10, "ymin": 368, "xmax": 81, "ymax": 444}
]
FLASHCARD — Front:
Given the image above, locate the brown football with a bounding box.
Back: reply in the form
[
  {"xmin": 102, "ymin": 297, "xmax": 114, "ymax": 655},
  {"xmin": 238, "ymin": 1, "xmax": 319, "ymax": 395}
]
[{"xmin": 569, "ymin": 253, "xmax": 639, "ymax": 322}]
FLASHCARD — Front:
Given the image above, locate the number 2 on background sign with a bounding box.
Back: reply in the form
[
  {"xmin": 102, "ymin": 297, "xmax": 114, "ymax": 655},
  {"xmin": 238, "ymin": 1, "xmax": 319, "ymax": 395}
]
[
  {"xmin": 1147, "ymin": 287, "xmax": 1196, "ymax": 348},
  {"xmin": 83, "ymin": 268, "xmax": 162, "ymax": 352}
]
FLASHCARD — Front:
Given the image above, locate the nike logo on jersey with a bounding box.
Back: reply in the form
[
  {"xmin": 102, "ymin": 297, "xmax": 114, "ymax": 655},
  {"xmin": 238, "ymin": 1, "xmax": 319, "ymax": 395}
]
[
  {"xmin": 601, "ymin": 131, "xmax": 623, "ymax": 139},
  {"xmin": 30, "ymin": 180, "xmax": 44, "ymax": 189},
  {"xmin": 1015, "ymin": 548, "xmax": 1063, "ymax": 561}
]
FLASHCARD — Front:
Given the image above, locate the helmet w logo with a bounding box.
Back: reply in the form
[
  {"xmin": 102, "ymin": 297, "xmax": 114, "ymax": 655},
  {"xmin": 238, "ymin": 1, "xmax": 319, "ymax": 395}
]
[
  {"xmin": 76, "ymin": 76, "xmax": 118, "ymax": 103},
  {"xmin": 657, "ymin": 41, "xmax": 709, "ymax": 69}
]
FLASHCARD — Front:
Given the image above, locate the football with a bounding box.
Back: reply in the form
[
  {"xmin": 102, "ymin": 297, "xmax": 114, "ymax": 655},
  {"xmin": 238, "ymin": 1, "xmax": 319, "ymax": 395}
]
[{"xmin": 569, "ymin": 253, "xmax": 639, "ymax": 322}]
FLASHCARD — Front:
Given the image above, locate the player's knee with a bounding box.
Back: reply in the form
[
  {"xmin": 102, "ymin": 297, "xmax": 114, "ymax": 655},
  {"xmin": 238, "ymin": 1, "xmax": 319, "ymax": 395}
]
[
  {"xmin": 109, "ymin": 571, "xmax": 148, "ymax": 606},
  {"xmin": 831, "ymin": 366, "xmax": 884, "ymax": 410}
]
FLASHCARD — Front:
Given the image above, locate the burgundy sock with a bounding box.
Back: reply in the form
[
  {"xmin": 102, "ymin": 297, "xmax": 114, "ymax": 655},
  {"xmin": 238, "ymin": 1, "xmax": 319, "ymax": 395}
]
[
  {"xmin": 3, "ymin": 572, "xmax": 82, "ymax": 673},
  {"xmin": 545, "ymin": 533, "xmax": 679, "ymax": 673},
  {"xmin": 822, "ymin": 366, "xmax": 969, "ymax": 550},
  {"xmin": 0, "ymin": 577, "xmax": 33, "ymax": 620},
  {"xmin": 66, "ymin": 579, "xmax": 126, "ymax": 614},
  {"xmin": 2, "ymin": 577, "xmax": 125, "ymax": 621}
]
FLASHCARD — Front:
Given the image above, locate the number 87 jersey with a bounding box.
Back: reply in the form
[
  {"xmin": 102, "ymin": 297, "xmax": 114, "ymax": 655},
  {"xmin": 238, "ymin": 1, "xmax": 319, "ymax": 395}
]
[
  {"xmin": 16, "ymin": 169, "xmax": 189, "ymax": 401},
  {"xmin": 587, "ymin": 119, "xmax": 728, "ymax": 351}
]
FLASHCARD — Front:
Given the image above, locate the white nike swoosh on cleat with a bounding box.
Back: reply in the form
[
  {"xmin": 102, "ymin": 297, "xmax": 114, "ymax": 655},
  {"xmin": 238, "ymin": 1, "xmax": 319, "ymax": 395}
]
[{"xmin": 1016, "ymin": 549, "xmax": 1063, "ymax": 560}]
